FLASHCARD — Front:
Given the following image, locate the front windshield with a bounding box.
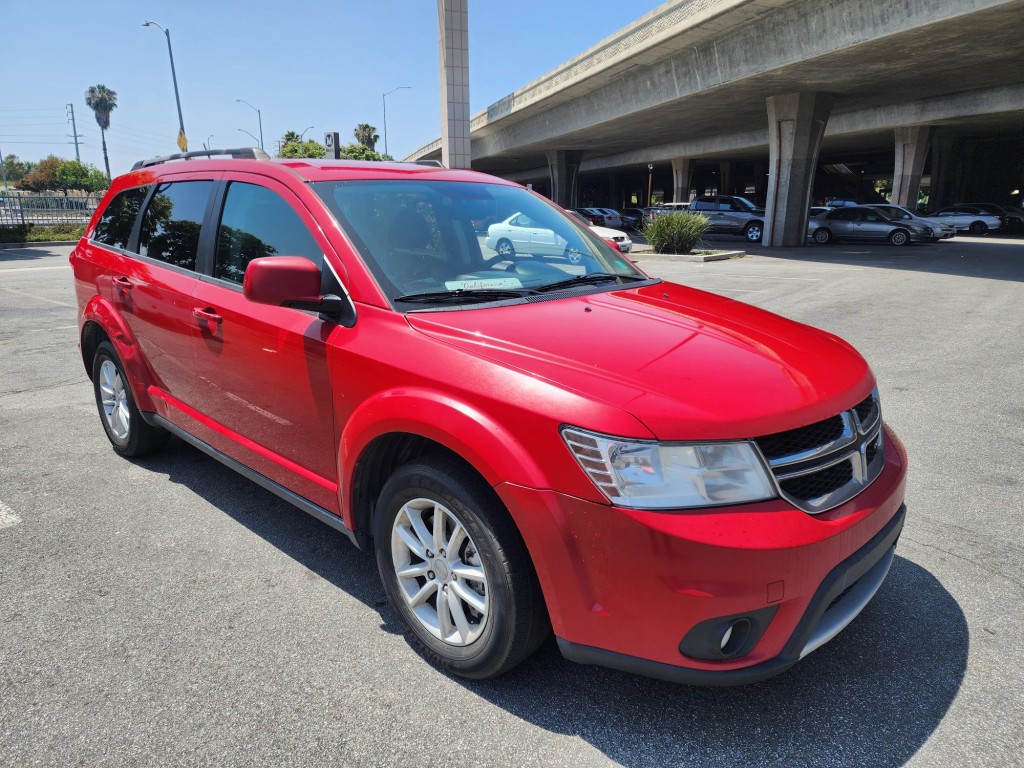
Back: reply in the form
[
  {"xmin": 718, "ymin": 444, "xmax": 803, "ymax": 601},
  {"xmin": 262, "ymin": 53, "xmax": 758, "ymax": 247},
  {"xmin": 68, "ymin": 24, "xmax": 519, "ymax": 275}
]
[
  {"xmin": 734, "ymin": 196, "xmax": 758, "ymax": 210},
  {"xmin": 314, "ymin": 179, "xmax": 647, "ymax": 307}
]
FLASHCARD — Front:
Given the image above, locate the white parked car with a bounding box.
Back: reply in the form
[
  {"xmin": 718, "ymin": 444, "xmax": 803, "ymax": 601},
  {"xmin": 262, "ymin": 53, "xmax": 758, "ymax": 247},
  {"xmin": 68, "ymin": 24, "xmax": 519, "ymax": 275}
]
[
  {"xmin": 929, "ymin": 205, "xmax": 1002, "ymax": 234},
  {"xmin": 565, "ymin": 210, "xmax": 632, "ymax": 252},
  {"xmin": 867, "ymin": 204, "xmax": 955, "ymax": 241}
]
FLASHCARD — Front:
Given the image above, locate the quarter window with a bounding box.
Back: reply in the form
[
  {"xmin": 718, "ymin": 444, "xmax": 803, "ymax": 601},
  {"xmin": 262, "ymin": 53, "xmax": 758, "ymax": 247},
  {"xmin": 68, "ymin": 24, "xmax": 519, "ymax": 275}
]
[
  {"xmin": 92, "ymin": 186, "xmax": 149, "ymax": 250},
  {"xmin": 214, "ymin": 182, "xmax": 322, "ymax": 285},
  {"xmin": 137, "ymin": 181, "xmax": 213, "ymax": 271}
]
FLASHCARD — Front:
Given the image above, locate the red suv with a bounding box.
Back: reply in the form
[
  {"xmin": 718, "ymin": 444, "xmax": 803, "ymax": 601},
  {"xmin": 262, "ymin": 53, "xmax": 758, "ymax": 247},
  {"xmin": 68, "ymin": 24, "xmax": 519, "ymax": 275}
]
[{"xmin": 71, "ymin": 149, "xmax": 907, "ymax": 684}]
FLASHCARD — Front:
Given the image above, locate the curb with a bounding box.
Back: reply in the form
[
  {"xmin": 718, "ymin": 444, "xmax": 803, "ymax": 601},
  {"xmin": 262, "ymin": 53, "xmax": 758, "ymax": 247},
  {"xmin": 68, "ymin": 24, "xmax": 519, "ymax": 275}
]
[
  {"xmin": 0, "ymin": 241, "xmax": 77, "ymax": 250},
  {"xmin": 633, "ymin": 249, "xmax": 745, "ymax": 263}
]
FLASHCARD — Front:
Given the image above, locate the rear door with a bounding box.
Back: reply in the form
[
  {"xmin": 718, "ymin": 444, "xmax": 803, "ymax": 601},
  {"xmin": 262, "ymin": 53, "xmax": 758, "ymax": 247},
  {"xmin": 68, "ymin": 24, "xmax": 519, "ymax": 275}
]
[
  {"xmin": 112, "ymin": 178, "xmax": 216, "ymax": 415},
  {"xmin": 187, "ymin": 176, "xmax": 342, "ymax": 512}
]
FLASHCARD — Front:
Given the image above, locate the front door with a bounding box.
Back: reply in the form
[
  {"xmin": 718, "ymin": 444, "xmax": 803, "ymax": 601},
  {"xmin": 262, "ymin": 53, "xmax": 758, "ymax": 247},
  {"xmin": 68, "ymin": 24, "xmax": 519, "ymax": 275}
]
[{"xmin": 188, "ymin": 177, "xmax": 342, "ymax": 512}]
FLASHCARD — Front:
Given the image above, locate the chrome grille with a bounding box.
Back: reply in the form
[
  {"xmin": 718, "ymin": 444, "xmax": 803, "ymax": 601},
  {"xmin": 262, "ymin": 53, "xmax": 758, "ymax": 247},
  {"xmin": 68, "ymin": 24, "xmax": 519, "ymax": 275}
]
[{"xmin": 754, "ymin": 390, "xmax": 885, "ymax": 514}]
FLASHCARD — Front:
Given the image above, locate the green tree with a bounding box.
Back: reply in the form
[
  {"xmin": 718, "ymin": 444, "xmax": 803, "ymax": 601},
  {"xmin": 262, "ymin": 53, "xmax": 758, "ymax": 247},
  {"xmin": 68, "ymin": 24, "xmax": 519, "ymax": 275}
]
[
  {"xmin": 278, "ymin": 140, "xmax": 326, "ymax": 159},
  {"xmin": 281, "ymin": 130, "xmax": 301, "ymax": 145},
  {"xmin": 55, "ymin": 160, "xmax": 109, "ymax": 195},
  {"xmin": 18, "ymin": 155, "xmax": 63, "ymax": 192},
  {"xmin": 353, "ymin": 123, "xmax": 379, "ymax": 151},
  {"xmin": 338, "ymin": 143, "xmax": 387, "ymax": 162},
  {"xmin": 2, "ymin": 154, "xmax": 32, "ymax": 183},
  {"xmin": 85, "ymin": 84, "xmax": 117, "ymax": 180}
]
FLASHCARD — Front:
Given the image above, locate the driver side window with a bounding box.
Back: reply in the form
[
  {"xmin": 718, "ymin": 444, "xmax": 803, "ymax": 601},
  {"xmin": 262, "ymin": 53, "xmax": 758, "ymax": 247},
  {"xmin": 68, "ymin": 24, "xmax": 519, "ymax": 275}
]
[{"xmin": 215, "ymin": 182, "xmax": 322, "ymax": 285}]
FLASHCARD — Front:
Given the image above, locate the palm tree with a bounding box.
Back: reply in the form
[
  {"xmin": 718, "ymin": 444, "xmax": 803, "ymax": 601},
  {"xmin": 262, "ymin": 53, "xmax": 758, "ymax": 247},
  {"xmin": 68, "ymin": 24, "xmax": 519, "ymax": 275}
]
[
  {"xmin": 354, "ymin": 123, "xmax": 379, "ymax": 151},
  {"xmin": 281, "ymin": 130, "xmax": 301, "ymax": 146},
  {"xmin": 85, "ymin": 84, "xmax": 117, "ymax": 180}
]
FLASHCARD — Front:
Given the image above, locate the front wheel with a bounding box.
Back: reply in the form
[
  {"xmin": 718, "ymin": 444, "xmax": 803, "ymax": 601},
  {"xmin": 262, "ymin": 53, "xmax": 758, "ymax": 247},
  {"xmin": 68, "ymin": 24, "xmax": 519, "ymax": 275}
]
[
  {"xmin": 889, "ymin": 229, "xmax": 910, "ymax": 246},
  {"xmin": 744, "ymin": 222, "xmax": 763, "ymax": 243},
  {"xmin": 374, "ymin": 457, "xmax": 549, "ymax": 679},
  {"xmin": 92, "ymin": 341, "xmax": 168, "ymax": 457},
  {"xmin": 813, "ymin": 228, "xmax": 832, "ymax": 244},
  {"xmin": 968, "ymin": 221, "xmax": 988, "ymax": 234}
]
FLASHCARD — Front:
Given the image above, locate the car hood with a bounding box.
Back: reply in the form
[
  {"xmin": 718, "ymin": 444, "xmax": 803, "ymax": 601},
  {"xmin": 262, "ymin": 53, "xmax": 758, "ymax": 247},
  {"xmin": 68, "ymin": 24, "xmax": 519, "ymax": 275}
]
[{"xmin": 406, "ymin": 282, "xmax": 874, "ymax": 440}]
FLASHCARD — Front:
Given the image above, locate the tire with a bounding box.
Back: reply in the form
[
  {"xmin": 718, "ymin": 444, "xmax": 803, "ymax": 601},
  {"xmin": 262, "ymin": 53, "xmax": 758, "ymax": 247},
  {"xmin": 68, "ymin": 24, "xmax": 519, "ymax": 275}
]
[
  {"xmin": 744, "ymin": 222, "xmax": 763, "ymax": 243},
  {"xmin": 92, "ymin": 341, "xmax": 168, "ymax": 457},
  {"xmin": 374, "ymin": 456, "xmax": 549, "ymax": 679},
  {"xmin": 968, "ymin": 221, "xmax": 988, "ymax": 234},
  {"xmin": 496, "ymin": 239, "xmax": 515, "ymax": 258},
  {"xmin": 813, "ymin": 228, "xmax": 832, "ymax": 244},
  {"xmin": 888, "ymin": 229, "xmax": 910, "ymax": 246}
]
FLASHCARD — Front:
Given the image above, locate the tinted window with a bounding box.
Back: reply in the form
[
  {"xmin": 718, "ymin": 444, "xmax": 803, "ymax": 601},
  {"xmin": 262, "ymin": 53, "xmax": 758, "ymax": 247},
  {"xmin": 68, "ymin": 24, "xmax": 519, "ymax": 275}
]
[
  {"xmin": 92, "ymin": 186, "xmax": 149, "ymax": 250},
  {"xmin": 137, "ymin": 181, "xmax": 213, "ymax": 271},
  {"xmin": 215, "ymin": 182, "xmax": 322, "ymax": 285}
]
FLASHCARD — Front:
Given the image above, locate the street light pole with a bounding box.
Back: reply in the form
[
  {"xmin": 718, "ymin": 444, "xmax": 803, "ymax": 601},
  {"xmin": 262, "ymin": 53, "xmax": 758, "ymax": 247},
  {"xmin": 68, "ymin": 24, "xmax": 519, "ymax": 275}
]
[
  {"xmin": 300, "ymin": 125, "xmax": 314, "ymax": 140},
  {"xmin": 236, "ymin": 99, "xmax": 263, "ymax": 150},
  {"xmin": 143, "ymin": 21, "xmax": 187, "ymax": 152},
  {"xmin": 647, "ymin": 164, "xmax": 654, "ymax": 208},
  {"xmin": 237, "ymin": 128, "xmax": 260, "ymax": 146},
  {"xmin": 382, "ymin": 86, "xmax": 411, "ymax": 158}
]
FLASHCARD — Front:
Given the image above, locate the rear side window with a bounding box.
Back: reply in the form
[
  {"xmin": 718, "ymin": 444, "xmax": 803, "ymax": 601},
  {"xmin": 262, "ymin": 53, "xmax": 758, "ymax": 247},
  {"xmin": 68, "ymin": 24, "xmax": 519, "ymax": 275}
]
[
  {"xmin": 137, "ymin": 181, "xmax": 214, "ymax": 271},
  {"xmin": 92, "ymin": 186, "xmax": 149, "ymax": 250},
  {"xmin": 214, "ymin": 182, "xmax": 322, "ymax": 284}
]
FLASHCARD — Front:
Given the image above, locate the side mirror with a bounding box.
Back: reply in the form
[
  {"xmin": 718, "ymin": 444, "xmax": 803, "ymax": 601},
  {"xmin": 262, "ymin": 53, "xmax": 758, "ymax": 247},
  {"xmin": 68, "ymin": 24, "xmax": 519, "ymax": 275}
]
[{"xmin": 243, "ymin": 256, "xmax": 349, "ymax": 322}]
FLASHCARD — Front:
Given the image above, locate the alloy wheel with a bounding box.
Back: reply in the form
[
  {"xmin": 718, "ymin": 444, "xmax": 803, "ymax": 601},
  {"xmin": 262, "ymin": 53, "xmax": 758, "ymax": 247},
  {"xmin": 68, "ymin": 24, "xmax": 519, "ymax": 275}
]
[{"xmin": 98, "ymin": 359, "xmax": 130, "ymax": 441}]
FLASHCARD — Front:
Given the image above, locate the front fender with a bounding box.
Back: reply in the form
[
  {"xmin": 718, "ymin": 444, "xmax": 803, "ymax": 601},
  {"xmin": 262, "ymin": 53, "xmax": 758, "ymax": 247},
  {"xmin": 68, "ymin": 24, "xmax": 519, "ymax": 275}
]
[
  {"xmin": 340, "ymin": 385, "xmax": 550, "ymax": 492},
  {"xmin": 81, "ymin": 295, "xmax": 157, "ymax": 413}
]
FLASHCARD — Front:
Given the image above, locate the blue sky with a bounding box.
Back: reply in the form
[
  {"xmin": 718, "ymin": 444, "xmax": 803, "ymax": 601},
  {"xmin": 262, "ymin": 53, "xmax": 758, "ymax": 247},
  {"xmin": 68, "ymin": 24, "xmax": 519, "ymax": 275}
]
[{"xmin": 4, "ymin": 1, "xmax": 664, "ymax": 177}]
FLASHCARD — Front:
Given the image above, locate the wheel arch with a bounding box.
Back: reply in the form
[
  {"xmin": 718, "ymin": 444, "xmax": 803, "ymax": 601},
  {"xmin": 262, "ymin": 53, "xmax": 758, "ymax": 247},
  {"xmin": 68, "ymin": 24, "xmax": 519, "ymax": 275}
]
[
  {"xmin": 80, "ymin": 296, "xmax": 157, "ymax": 412},
  {"xmin": 341, "ymin": 388, "xmax": 551, "ymax": 546}
]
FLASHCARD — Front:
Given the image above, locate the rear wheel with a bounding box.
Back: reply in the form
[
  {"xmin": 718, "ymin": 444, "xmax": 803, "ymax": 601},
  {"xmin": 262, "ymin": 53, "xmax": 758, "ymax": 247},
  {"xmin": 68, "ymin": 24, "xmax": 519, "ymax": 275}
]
[
  {"xmin": 813, "ymin": 228, "xmax": 832, "ymax": 244},
  {"xmin": 495, "ymin": 238, "xmax": 515, "ymax": 257},
  {"xmin": 968, "ymin": 221, "xmax": 988, "ymax": 234},
  {"xmin": 92, "ymin": 341, "xmax": 168, "ymax": 457},
  {"xmin": 374, "ymin": 456, "xmax": 549, "ymax": 679},
  {"xmin": 889, "ymin": 229, "xmax": 910, "ymax": 246}
]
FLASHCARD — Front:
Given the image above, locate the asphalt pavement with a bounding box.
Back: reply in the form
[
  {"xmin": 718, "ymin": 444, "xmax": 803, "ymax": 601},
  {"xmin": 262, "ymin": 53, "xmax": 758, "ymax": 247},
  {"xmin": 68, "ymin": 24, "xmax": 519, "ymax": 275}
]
[{"xmin": 1, "ymin": 238, "xmax": 1022, "ymax": 767}]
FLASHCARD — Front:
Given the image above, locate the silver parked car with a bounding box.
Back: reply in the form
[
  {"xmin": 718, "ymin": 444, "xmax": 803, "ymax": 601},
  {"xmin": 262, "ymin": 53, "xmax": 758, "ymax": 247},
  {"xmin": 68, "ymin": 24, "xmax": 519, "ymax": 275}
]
[
  {"xmin": 867, "ymin": 204, "xmax": 955, "ymax": 241},
  {"xmin": 929, "ymin": 205, "xmax": 1003, "ymax": 234},
  {"xmin": 808, "ymin": 205, "xmax": 933, "ymax": 245}
]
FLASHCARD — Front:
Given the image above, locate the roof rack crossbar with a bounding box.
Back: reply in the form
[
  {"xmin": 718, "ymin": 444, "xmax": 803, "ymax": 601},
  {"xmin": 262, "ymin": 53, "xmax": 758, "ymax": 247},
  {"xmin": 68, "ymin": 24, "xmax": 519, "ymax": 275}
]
[{"xmin": 132, "ymin": 147, "xmax": 271, "ymax": 170}]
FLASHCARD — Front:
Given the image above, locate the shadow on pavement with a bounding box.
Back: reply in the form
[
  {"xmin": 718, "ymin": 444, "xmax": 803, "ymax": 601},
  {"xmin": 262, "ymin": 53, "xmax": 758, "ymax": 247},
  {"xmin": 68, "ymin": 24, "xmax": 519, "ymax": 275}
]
[{"xmin": 141, "ymin": 439, "xmax": 967, "ymax": 767}]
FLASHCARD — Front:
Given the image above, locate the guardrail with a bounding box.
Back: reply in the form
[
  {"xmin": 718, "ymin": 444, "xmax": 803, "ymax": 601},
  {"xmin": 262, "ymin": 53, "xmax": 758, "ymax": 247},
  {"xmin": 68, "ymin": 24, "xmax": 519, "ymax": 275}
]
[{"xmin": 0, "ymin": 193, "xmax": 100, "ymax": 227}]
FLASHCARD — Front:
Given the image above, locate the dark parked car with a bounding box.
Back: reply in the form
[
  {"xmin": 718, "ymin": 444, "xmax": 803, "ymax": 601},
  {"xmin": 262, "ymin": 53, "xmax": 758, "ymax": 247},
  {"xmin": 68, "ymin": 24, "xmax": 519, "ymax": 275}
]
[{"xmin": 687, "ymin": 195, "xmax": 765, "ymax": 243}]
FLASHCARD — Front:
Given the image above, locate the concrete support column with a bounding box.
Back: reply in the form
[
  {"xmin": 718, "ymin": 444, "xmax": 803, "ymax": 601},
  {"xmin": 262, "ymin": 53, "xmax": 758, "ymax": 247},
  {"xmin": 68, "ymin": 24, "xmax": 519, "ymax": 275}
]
[
  {"xmin": 892, "ymin": 126, "xmax": 932, "ymax": 209},
  {"xmin": 718, "ymin": 161, "xmax": 735, "ymax": 196},
  {"xmin": 608, "ymin": 174, "xmax": 622, "ymax": 209},
  {"xmin": 928, "ymin": 130, "xmax": 960, "ymax": 211},
  {"xmin": 437, "ymin": 0, "xmax": 470, "ymax": 169},
  {"xmin": 763, "ymin": 92, "xmax": 833, "ymax": 247},
  {"xmin": 671, "ymin": 158, "xmax": 692, "ymax": 204},
  {"xmin": 546, "ymin": 150, "xmax": 583, "ymax": 208},
  {"xmin": 753, "ymin": 162, "xmax": 769, "ymax": 205}
]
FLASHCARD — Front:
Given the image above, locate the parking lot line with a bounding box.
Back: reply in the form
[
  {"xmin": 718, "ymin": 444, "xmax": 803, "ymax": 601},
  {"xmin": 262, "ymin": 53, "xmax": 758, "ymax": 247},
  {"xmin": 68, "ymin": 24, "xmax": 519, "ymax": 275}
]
[
  {"xmin": 0, "ymin": 265, "xmax": 72, "ymax": 273},
  {"xmin": 0, "ymin": 285, "xmax": 75, "ymax": 308}
]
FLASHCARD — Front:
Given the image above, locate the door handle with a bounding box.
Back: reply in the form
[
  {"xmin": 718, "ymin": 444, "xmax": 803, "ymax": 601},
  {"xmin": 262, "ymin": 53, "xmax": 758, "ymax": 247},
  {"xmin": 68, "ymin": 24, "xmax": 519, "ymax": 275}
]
[
  {"xmin": 192, "ymin": 307, "xmax": 223, "ymax": 325},
  {"xmin": 114, "ymin": 276, "xmax": 133, "ymax": 291}
]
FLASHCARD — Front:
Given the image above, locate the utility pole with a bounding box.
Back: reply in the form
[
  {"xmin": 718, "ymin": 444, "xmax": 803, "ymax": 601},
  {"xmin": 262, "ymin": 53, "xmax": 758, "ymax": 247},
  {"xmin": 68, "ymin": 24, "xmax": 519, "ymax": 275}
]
[{"xmin": 66, "ymin": 104, "xmax": 81, "ymax": 161}]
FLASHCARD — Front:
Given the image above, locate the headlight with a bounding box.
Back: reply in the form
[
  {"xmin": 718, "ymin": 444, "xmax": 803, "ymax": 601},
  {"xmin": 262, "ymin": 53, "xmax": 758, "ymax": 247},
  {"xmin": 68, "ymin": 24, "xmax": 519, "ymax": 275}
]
[{"xmin": 561, "ymin": 427, "xmax": 777, "ymax": 510}]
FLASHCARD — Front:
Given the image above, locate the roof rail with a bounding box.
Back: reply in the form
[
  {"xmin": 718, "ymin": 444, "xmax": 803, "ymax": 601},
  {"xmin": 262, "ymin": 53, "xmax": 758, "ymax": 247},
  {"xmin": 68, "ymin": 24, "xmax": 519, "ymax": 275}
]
[
  {"xmin": 414, "ymin": 159, "xmax": 446, "ymax": 168},
  {"xmin": 132, "ymin": 147, "xmax": 271, "ymax": 171}
]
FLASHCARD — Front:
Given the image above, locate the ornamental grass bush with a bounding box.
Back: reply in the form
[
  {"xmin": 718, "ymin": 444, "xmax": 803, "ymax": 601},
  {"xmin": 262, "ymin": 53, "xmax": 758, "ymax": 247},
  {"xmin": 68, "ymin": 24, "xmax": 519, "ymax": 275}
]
[{"xmin": 641, "ymin": 211, "xmax": 710, "ymax": 254}]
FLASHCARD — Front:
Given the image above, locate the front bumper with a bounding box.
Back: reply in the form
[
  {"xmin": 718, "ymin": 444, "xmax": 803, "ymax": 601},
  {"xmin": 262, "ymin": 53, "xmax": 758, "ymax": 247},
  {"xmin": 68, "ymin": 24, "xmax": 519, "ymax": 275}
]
[
  {"xmin": 559, "ymin": 504, "xmax": 904, "ymax": 685},
  {"xmin": 496, "ymin": 427, "xmax": 907, "ymax": 685}
]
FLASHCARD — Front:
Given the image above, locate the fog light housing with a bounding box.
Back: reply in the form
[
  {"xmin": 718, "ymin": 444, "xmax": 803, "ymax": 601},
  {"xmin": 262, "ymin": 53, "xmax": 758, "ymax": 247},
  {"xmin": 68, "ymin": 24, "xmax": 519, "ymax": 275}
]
[{"xmin": 680, "ymin": 606, "xmax": 778, "ymax": 661}]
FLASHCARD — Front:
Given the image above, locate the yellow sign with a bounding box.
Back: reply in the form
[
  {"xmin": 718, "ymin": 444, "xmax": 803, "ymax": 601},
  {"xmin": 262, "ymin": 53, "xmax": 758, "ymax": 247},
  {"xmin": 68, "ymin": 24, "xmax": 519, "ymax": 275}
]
[{"xmin": 177, "ymin": 130, "xmax": 188, "ymax": 153}]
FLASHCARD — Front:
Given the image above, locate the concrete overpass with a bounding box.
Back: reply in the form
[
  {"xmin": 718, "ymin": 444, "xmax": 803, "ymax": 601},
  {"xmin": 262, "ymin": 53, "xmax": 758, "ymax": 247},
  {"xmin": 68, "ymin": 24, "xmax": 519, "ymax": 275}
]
[{"xmin": 409, "ymin": 0, "xmax": 1024, "ymax": 245}]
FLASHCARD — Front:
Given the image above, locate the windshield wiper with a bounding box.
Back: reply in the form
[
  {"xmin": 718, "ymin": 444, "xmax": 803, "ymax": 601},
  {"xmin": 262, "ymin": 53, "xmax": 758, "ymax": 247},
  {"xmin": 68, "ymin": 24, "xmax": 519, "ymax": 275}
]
[
  {"xmin": 534, "ymin": 272, "xmax": 647, "ymax": 293},
  {"xmin": 394, "ymin": 288, "xmax": 533, "ymax": 304}
]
